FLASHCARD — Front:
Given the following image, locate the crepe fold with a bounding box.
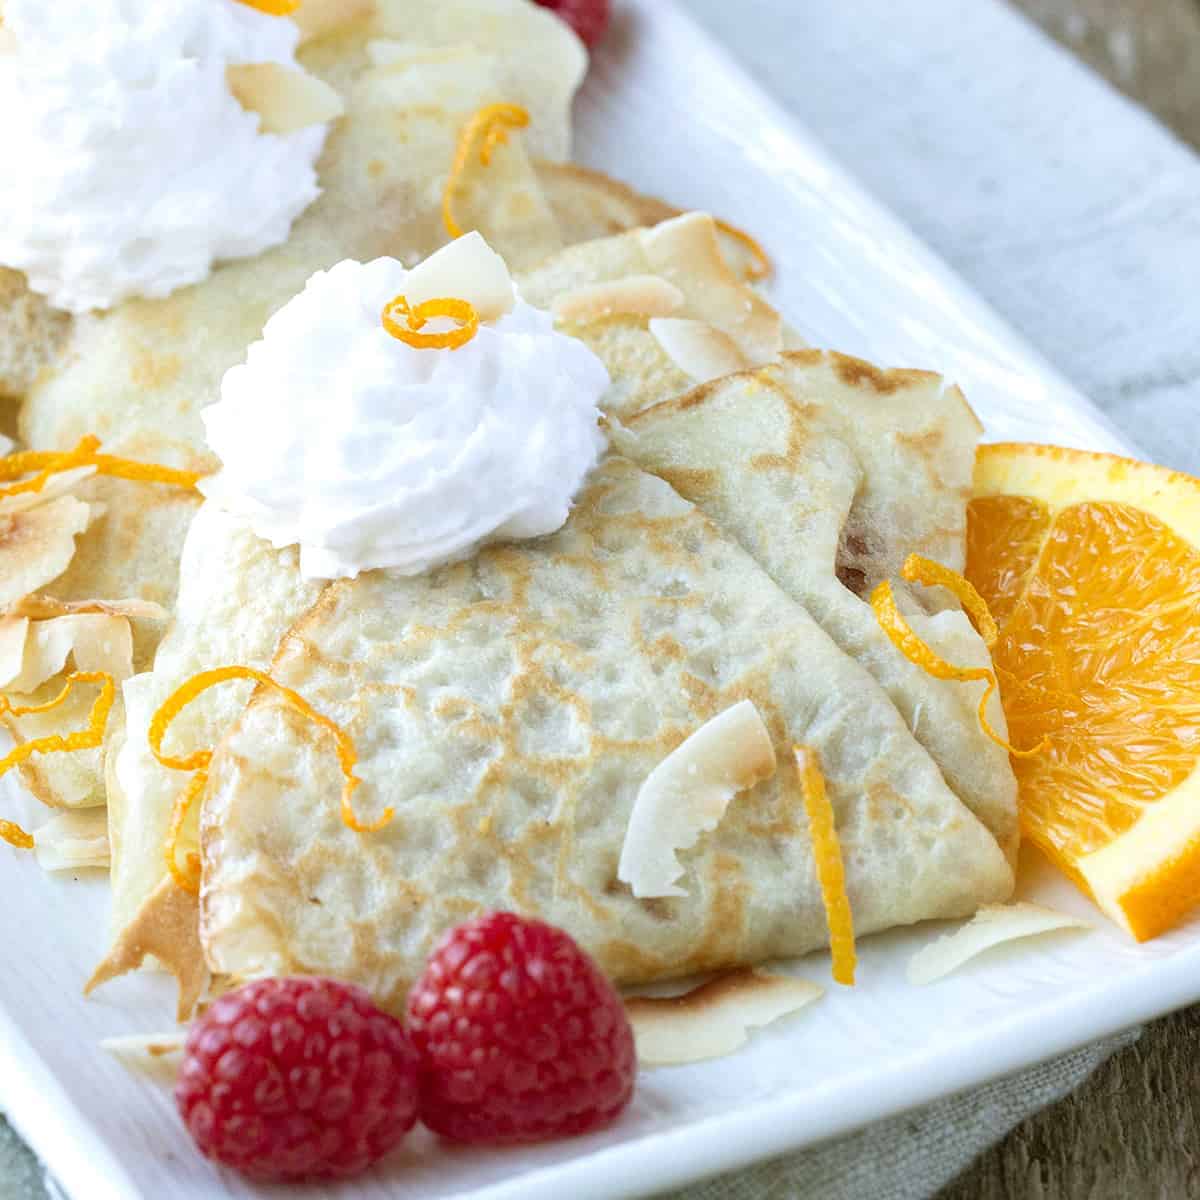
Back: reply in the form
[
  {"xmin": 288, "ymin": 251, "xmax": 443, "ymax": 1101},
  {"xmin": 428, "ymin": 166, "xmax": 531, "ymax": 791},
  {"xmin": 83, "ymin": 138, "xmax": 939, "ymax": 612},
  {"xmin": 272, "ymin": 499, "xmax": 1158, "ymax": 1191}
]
[
  {"xmin": 8, "ymin": 2, "xmax": 583, "ymax": 808},
  {"xmin": 519, "ymin": 218, "xmax": 1017, "ymax": 857},
  {"xmin": 200, "ymin": 459, "xmax": 1013, "ymax": 1011}
]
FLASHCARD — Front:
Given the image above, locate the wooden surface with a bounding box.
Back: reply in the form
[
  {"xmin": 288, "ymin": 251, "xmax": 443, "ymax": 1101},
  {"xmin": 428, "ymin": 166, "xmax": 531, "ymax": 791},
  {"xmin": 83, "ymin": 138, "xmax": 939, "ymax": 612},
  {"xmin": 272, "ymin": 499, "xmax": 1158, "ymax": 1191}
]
[{"xmin": 939, "ymin": 11, "xmax": 1200, "ymax": 1199}]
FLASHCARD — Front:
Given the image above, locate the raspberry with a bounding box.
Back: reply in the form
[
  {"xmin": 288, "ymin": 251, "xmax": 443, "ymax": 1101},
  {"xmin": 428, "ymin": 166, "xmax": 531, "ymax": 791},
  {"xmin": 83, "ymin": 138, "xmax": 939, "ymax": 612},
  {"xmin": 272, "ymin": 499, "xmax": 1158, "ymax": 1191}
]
[
  {"xmin": 533, "ymin": 0, "xmax": 611, "ymax": 50},
  {"xmin": 407, "ymin": 912, "xmax": 636, "ymax": 1143},
  {"xmin": 176, "ymin": 977, "xmax": 419, "ymax": 1181}
]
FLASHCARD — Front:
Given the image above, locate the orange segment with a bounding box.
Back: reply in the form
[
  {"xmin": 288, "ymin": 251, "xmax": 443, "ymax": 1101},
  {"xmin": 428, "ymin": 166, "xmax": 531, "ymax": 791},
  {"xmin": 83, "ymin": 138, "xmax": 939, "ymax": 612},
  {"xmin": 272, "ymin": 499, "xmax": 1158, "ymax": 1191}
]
[{"xmin": 968, "ymin": 443, "xmax": 1200, "ymax": 939}]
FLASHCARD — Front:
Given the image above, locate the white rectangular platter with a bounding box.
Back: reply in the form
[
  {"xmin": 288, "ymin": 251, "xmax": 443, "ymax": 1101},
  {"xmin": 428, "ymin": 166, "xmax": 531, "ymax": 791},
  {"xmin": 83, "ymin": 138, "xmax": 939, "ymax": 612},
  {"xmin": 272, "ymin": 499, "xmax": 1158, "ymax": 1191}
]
[{"xmin": 2, "ymin": 2, "xmax": 1197, "ymax": 1198}]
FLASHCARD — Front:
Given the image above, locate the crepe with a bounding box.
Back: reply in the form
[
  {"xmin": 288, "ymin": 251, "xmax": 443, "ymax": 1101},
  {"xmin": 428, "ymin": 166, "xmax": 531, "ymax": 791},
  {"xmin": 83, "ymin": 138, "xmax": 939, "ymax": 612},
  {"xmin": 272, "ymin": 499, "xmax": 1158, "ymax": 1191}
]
[
  {"xmin": 0, "ymin": 0, "xmax": 582, "ymax": 397},
  {"xmin": 615, "ymin": 353, "xmax": 1020, "ymax": 857},
  {"xmin": 199, "ymin": 459, "xmax": 1013, "ymax": 1010},
  {"xmin": 10, "ymin": 12, "xmax": 576, "ymax": 807},
  {"xmin": 108, "ymin": 502, "xmax": 324, "ymax": 937}
]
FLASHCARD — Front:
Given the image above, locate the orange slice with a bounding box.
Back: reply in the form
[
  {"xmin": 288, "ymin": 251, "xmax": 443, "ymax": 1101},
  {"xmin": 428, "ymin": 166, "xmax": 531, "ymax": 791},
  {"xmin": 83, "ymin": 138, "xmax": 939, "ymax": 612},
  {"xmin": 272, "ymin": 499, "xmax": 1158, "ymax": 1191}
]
[{"xmin": 967, "ymin": 443, "xmax": 1200, "ymax": 940}]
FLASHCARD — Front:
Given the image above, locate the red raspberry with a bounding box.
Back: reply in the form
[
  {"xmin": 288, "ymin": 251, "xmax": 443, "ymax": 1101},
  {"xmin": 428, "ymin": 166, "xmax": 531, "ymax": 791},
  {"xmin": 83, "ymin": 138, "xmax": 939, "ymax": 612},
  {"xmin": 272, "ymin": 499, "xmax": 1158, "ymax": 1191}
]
[
  {"xmin": 407, "ymin": 912, "xmax": 636, "ymax": 1143},
  {"xmin": 533, "ymin": 0, "xmax": 611, "ymax": 50},
  {"xmin": 176, "ymin": 977, "xmax": 419, "ymax": 1181}
]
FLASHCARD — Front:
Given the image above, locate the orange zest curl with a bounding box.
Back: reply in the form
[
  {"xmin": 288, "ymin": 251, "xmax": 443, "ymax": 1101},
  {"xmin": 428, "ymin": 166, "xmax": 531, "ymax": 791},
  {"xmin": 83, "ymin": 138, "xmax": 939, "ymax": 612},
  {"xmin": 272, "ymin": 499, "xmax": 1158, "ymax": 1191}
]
[
  {"xmin": 442, "ymin": 103, "xmax": 531, "ymax": 239},
  {"xmin": 0, "ymin": 435, "xmax": 203, "ymax": 498},
  {"xmin": 713, "ymin": 217, "xmax": 773, "ymax": 283},
  {"xmin": 870, "ymin": 578, "xmax": 1047, "ymax": 758},
  {"xmin": 795, "ymin": 745, "xmax": 855, "ymax": 986},
  {"xmin": 381, "ymin": 294, "xmax": 480, "ymax": 351},
  {"xmin": 0, "ymin": 671, "xmax": 116, "ymax": 849},
  {"xmin": 900, "ymin": 553, "xmax": 999, "ymax": 647},
  {"xmin": 234, "ymin": 0, "xmax": 301, "ymax": 14},
  {"xmin": 0, "ymin": 821, "xmax": 34, "ymax": 851},
  {"xmin": 149, "ymin": 666, "xmax": 388, "ymax": 894}
]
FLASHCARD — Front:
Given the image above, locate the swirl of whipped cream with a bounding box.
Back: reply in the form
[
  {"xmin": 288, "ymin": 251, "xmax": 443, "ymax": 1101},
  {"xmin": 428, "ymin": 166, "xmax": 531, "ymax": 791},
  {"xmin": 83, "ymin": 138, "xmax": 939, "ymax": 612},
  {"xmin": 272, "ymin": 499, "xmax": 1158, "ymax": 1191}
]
[
  {"xmin": 0, "ymin": 0, "xmax": 330, "ymax": 313},
  {"xmin": 201, "ymin": 234, "xmax": 610, "ymax": 580}
]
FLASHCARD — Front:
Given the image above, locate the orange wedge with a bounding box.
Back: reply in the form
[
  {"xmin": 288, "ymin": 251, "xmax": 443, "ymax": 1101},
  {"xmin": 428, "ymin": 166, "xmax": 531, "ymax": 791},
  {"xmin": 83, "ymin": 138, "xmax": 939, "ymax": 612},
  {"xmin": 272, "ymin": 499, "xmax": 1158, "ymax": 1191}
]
[{"xmin": 966, "ymin": 444, "xmax": 1200, "ymax": 940}]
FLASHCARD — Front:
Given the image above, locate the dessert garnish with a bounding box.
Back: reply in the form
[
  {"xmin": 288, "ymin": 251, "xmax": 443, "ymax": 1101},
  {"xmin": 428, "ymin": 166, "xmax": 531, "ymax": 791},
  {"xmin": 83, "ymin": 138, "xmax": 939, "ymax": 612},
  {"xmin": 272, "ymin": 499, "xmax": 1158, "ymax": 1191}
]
[
  {"xmin": 626, "ymin": 970, "xmax": 823, "ymax": 1066},
  {"xmin": 407, "ymin": 912, "xmax": 636, "ymax": 1143},
  {"xmin": 618, "ymin": 700, "xmax": 776, "ymax": 899},
  {"xmin": 0, "ymin": 670, "xmax": 115, "ymax": 847},
  {"xmin": 200, "ymin": 237, "xmax": 608, "ymax": 579},
  {"xmin": 176, "ymin": 977, "xmax": 420, "ymax": 1181},
  {"xmin": 795, "ymin": 746, "xmax": 856, "ymax": 986},
  {"xmin": 442, "ymin": 104, "xmax": 532, "ymax": 239},
  {"xmin": 968, "ymin": 443, "xmax": 1200, "ymax": 940},
  {"xmin": 907, "ymin": 903, "xmax": 1091, "ymax": 986},
  {"xmin": 0, "ymin": 435, "xmax": 202, "ymax": 496},
  {"xmin": 32, "ymin": 808, "xmax": 108, "ymax": 872},
  {"xmin": 381, "ymin": 294, "xmax": 480, "ymax": 350},
  {"xmin": 0, "ymin": 0, "xmax": 335, "ymax": 311},
  {"xmin": 712, "ymin": 217, "xmax": 773, "ymax": 282},
  {"xmin": 149, "ymin": 665, "xmax": 379, "ymax": 894},
  {"xmin": 871, "ymin": 554, "xmax": 1046, "ymax": 757},
  {"xmin": 235, "ymin": 0, "xmax": 301, "ymax": 14}
]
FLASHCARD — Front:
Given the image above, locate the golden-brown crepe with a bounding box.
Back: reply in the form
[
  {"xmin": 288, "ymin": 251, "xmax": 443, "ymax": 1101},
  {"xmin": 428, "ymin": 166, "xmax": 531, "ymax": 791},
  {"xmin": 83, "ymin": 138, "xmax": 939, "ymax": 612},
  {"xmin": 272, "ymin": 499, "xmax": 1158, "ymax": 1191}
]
[
  {"xmin": 519, "ymin": 224, "xmax": 1017, "ymax": 854},
  {"xmin": 7, "ymin": 3, "xmax": 582, "ymax": 807},
  {"xmin": 199, "ymin": 459, "xmax": 1013, "ymax": 1011},
  {"xmin": 615, "ymin": 353, "xmax": 1020, "ymax": 858}
]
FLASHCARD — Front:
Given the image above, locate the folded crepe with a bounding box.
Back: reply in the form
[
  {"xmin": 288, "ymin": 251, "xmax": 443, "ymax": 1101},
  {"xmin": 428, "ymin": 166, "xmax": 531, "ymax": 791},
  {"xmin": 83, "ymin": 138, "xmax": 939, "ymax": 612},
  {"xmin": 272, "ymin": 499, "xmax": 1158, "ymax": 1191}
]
[
  {"xmin": 105, "ymin": 211, "xmax": 781, "ymax": 932},
  {"xmin": 614, "ymin": 353, "xmax": 1020, "ymax": 858},
  {"xmin": 519, "ymin": 219, "xmax": 1018, "ymax": 855},
  {"xmin": 198, "ymin": 458, "xmax": 1013, "ymax": 1011},
  {"xmin": 7, "ymin": 3, "xmax": 581, "ymax": 806}
]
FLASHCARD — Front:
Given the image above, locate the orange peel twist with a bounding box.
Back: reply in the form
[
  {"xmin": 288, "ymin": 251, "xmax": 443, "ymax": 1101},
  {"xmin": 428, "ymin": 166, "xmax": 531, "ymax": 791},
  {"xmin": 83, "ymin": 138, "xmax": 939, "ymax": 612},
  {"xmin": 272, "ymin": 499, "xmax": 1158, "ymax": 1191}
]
[
  {"xmin": 870, "ymin": 575, "xmax": 1047, "ymax": 759},
  {"xmin": 149, "ymin": 666, "xmax": 389, "ymax": 895},
  {"xmin": 900, "ymin": 553, "xmax": 999, "ymax": 647},
  {"xmin": 382, "ymin": 294, "xmax": 480, "ymax": 350},
  {"xmin": 713, "ymin": 217, "xmax": 773, "ymax": 283},
  {"xmin": 795, "ymin": 745, "xmax": 856, "ymax": 986},
  {"xmin": 0, "ymin": 435, "xmax": 203, "ymax": 499},
  {"xmin": 442, "ymin": 103, "xmax": 531, "ymax": 239},
  {"xmin": 233, "ymin": 0, "xmax": 301, "ymax": 14},
  {"xmin": 0, "ymin": 671, "xmax": 117, "ymax": 847}
]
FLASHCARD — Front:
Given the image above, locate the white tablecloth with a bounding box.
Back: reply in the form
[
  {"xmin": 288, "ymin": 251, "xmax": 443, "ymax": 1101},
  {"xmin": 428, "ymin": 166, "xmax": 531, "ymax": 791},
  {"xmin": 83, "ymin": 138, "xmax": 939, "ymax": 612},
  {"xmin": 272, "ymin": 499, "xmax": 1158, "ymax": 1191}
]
[{"xmin": 4, "ymin": 2, "xmax": 1198, "ymax": 1196}]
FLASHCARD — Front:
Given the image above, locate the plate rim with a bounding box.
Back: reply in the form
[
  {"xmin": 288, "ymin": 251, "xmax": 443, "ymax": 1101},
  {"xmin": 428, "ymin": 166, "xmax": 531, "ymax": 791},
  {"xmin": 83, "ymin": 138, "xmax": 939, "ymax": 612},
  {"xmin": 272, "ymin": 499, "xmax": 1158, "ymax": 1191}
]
[{"xmin": 3, "ymin": 3, "xmax": 1196, "ymax": 1198}]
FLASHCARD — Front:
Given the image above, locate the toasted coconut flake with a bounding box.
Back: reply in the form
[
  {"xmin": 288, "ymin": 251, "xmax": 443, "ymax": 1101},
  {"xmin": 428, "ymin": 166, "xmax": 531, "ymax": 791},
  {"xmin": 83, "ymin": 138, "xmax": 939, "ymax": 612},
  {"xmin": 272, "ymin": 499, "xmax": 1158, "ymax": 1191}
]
[
  {"xmin": 626, "ymin": 970, "xmax": 823, "ymax": 1065},
  {"xmin": 649, "ymin": 317, "xmax": 751, "ymax": 383},
  {"xmin": 34, "ymin": 808, "xmax": 109, "ymax": 872},
  {"xmin": 638, "ymin": 214, "xmax": 782, "ymax": 365},
  {"xmin": 86, "ymin": 877, "xmax": 208, "ymax": 1022},
  {"xmin": 404, "ymin": 233, "xmax": 515, "ymax": 322},
  {"xmin": 0, "ymin": 618, "xmax": 28, "ymax": 687},
  {"xmin": 618, "ymin": 700, "xmax": 776, "ymax": 898},
  {"xmin": 0, "ymin": 495, "xmax": 90, "ymax": 609},
  {"xmin": 293, "ymin": 0, "xmax": 374, "ymax": 42},
  {"xmin": 227, "ymin": 63, "xmax": 345, "ymax": 135},
  {"xmin": 101, "ymin": 1033, "xmax": 186, "ymax": 1082},
  {"xmin": 4, "ymin": 615, "xmax": 133, "ymax": 694},
  {"xmin": 6, "ymin": 595, "xmax": 168, "ymax": 622},
  {"xmin": 907, "ymin": 903, "xmax": 1092, "ymax": 985},
  {"xmin": 554, "ymin": 276, "xmax": 685, "ymax": 325},
  {"xmin": 0, "ymin": 467, "xmax": 97, "ymax": 518}
]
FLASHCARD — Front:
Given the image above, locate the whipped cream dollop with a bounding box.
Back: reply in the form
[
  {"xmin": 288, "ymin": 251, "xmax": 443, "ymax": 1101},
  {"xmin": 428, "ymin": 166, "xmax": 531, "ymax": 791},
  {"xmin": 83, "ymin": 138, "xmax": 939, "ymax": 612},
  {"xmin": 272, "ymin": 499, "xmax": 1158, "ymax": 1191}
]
[
  {"xmin": 0, "ymin": 0, "xmax": 330, "ymax": 313},
  {"xmin": 201, "ymin": 235, "xmax": 610, "ymax": 579}
]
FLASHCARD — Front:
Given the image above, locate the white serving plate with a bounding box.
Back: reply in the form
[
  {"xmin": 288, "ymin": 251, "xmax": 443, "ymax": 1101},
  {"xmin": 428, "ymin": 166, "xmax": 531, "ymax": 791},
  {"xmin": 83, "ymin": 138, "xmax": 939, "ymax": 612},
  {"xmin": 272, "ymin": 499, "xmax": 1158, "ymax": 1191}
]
[{"xmin": 2, "ymin": 2, "xmax": 1197, "ymax": 1198}]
